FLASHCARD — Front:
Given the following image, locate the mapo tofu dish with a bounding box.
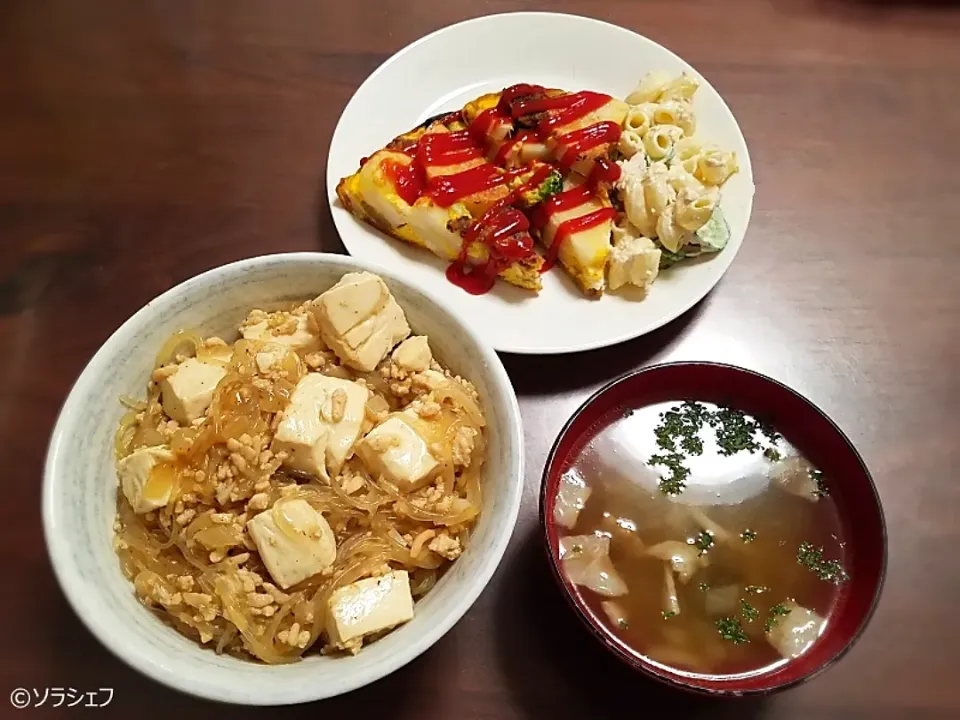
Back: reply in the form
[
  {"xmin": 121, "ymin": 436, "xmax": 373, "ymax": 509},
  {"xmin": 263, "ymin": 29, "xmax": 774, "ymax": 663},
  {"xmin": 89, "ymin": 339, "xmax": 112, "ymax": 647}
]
[{"xmin": 113, "ymin": 271, "xmax": 486, "ymax": 663}]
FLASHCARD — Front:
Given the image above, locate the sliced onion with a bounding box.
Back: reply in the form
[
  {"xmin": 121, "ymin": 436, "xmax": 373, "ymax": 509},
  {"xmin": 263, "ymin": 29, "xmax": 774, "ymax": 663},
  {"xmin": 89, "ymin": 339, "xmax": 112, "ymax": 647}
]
[
  {"xmin": 765, "ymin": 601, "xmax": 825, "ymax": 659},
  {"xmin": 662, "ymin": 563, "xmax": 680, "ymax": 617},
  {"xmin": 688, "ymin": 507, "xmax": 734, "ymax": 543},
  {"xmin": 559, "ymin": 534, "xmax": 628, "ymax": 597},
  {"xmin": 601, "ymin": 600, "xmax": 629, "ymax": 631},
  {"xmin": 553, "ymin": 468, "xmax": 592, "ymax": 530},
  {"xmin": 647, "ymin": 540, "xmax": 705, "ymax": 584}
]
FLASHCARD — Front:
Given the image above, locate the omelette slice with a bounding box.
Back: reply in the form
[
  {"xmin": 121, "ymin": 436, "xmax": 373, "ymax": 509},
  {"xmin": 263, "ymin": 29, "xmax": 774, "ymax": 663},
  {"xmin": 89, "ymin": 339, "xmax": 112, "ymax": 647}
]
[
  {"xmin": 336, "ymin": 116, "xmax": 545, "ymax": 293},
  {"xmin": 338, "ymin": 84, "xmax": 629, "ymax": 297},
  {"xmin": 467, "ymin": 85, "xmax": 628, "ymax": 296},
  {"xmin": 533, "ymin": 175, "xmax": 617, "ymax": 297}
]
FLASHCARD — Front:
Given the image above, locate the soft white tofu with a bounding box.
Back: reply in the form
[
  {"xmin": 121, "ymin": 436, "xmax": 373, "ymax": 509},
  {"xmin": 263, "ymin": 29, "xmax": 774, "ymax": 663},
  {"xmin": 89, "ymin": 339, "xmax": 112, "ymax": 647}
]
[
  {"xmin": 392, "ymin": 336, "xmax": 432, "ymax": 373},
  {"xmin": 118, "ymin": 446, "xmax": 176, "ymax": 514},
  {"xmin": 271, "ymin": 374, "xmax": 369, "ymax": 480},
  {"xmin": 246, "ymin": 499, "xmax": 336, "ymax": 589},
  {"xmin": 319, "ymin": 376, "xmax": 368, "ymax": 474},
  {"xmin": 160, "ymin": 358, "xmax": 227, "ymax": 425},
  {"xmin": 241, "ymin": 312, "xmax": 323, "ymax": 353},
  {"xmin": 765, "ymin": 601, "xmax": 825, "ymax": 659},
  {"xmin": 607, "ymin": 236, "xmax": 661, "ymax": 291},
  {"xmin": 354, "ymin": 414, "xmax": 439, "ymax": 491},
  {"xmin": 254, "ymin": 342, "xmax": 289, "ymax": 374},
  {"xmin": 326, "ymin": 570, "xmax": 414, "ymax": 649},
  {"xmin": 310, "ymin": 272, "xmax": 410, "ymax": 372}
]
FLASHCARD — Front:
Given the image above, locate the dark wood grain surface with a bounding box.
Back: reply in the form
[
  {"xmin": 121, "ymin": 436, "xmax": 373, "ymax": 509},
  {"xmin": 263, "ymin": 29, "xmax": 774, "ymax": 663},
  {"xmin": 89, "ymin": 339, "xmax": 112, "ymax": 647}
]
[{"xmin": 2, "ymin": 0, "xmax": 959, "ymax": 717}]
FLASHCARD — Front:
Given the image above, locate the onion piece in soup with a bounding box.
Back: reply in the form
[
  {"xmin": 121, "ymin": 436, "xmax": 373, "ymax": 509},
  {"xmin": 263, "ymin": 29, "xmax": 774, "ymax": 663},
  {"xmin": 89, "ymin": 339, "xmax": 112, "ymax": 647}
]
[
  {"xmin": 554, "ymin": 468, "xmax": 592, "ymax": 530},
  {"xmin": 559, "ymin": 534, "xmax": 628, "ymax": 597},
  {"xmin": 765, "ymin": 601, "xmax": 825, "ymax": 659}
]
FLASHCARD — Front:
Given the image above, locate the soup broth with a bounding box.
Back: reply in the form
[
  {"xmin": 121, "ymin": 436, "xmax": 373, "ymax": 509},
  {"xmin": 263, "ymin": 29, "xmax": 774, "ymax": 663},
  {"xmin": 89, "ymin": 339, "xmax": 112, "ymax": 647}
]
[{"xmin": 553, "ymin": 401, "xmax": 848, "ymax": 678}]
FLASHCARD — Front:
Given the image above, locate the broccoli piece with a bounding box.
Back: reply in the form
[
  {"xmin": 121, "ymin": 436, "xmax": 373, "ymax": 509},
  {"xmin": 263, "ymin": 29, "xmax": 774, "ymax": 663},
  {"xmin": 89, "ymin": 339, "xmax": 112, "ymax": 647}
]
[{"xmin": 517, "ymin": 169, "xmax": 563, "ymax": 207}]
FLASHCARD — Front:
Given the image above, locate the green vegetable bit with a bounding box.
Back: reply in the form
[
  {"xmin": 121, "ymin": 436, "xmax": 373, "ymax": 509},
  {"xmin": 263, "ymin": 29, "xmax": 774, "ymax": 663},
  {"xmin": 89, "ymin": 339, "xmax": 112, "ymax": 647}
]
[
  {"xmin": 649, "ymin": 453, "xmax": 690, "ymax": 496},
  {"xmin": 649, "ymin": 402, "xmax": 711, "ymax": 495},
  {"xmin": 797, "ymin": 542, "xmax": 850, "ymax": 584},
  {"xmin": 692, "ymin": 531, "xmax": 715, "ymax": 556},
  {"xmin": 741, "ymin": 528, "xmax": 757, "ymax": 543},
  {"xmin": 662, "ymin": 610, "xmax": 677, "ymax": 620},
  {"xmin": 716, "ymin": 617, "xmax": 749, "ymax": 644},
  {"xmin": 759, "ymin": 420, "xmax": 782, "ymax": 444},
  {"xmin": 764, "ymin": 447, "xmax": 782, "ymax": 462},
  {"xmin": 617, "ymin": 618, "xmax": 630, "ymax": 630},
  {"xmin": 740, "ymin": 599, "xmax": 760, "ymax": 623},
  {"xmin": 810, "ymin": 469, "xmax": 829, "ymax": 498},
  {"xmin": 517, "ymin": 169, "xmax": 563, "ymax": 206},
  {"xmin": 648, "ymin": 401, "xmax": 783, "ymax": 496},
  {"xmin": 709, "ymin": 407, "xmax": 762, "ymax": 456},
  {"xmin": 764, "ymin": 602, "xmax": 792, "ymax": 632},
  {"xmin": 698, "ymin": 582, "xmax": 711, "ymax": 592}
]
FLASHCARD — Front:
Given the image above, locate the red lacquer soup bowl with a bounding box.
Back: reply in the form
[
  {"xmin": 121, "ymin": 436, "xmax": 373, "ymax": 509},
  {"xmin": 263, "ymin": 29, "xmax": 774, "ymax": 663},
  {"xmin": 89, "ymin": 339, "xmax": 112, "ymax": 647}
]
[{"xmin": 539, "ymin": 362, "xmax": 887, "ymax": 696}]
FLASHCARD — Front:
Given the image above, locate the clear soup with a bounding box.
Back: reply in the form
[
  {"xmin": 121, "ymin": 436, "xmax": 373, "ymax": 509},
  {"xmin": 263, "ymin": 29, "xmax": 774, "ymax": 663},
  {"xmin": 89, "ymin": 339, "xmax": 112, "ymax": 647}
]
[{"xmin": 553, "ymin": 401, "xmax": 849, "ymax": 678}]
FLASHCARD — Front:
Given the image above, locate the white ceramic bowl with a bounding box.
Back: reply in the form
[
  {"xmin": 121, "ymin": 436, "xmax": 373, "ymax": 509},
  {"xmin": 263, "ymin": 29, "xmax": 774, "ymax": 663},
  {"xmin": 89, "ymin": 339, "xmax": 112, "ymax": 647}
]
[{"xmin": 42, "ymin": 253, "xmax": 524, "ymax": 705}]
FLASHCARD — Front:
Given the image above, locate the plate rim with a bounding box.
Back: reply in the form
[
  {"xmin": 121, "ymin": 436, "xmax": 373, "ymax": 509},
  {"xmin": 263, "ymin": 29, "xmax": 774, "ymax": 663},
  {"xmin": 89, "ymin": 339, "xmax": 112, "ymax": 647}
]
[{"xmin": 326, "ymin": 11, "xmax": 755, "ymax": 355}]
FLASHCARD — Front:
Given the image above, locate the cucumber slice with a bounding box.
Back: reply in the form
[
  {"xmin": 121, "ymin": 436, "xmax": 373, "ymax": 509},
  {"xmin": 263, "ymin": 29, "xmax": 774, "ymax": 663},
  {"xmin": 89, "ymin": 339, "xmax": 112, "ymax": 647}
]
[{"xmin": 694, "ymin": 207, "xmax": 731, "ymax": 253}]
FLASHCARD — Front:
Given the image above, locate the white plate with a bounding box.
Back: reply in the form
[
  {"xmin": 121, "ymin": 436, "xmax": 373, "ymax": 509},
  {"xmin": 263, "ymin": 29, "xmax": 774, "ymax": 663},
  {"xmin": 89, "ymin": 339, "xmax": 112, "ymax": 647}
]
[{"xmin": 327, "ymin": 12, "xmax": 754, "ymax": 354}]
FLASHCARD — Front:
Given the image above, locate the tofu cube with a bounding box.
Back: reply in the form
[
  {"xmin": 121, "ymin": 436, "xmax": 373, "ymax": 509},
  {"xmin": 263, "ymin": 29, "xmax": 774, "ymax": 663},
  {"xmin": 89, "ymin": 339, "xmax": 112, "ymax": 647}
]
[
  {"xmin": 310, "ymin": 272, "xmax": 410, "ymax": 372},
  {"xmin": 118, "ymin": 446, "xmax": 177, "ymax": 514},
  {"xmin": 354, "ymin": 413, "xmax": 439, "ymax": 491},
  {"xmin": 241, "ymin": 312, "xmax": 323, "ymax": 353},
  {"xmin": 272, "ymin": 374, "xmax": 369, "ymax": 479},
  {"xmin": 326, "ymin": 570, "xmax": 414, "ymax": 649},
  {"xmin": 392, "ymin": 336, "xmax": 432, "ymax": 373},
  {"xmin": 160, "ymin": 357, "xmax": 228, "ymax": 424},
  {"xmin": 246, "ymin": 499, "xmax": 336, "ymax": 589}
]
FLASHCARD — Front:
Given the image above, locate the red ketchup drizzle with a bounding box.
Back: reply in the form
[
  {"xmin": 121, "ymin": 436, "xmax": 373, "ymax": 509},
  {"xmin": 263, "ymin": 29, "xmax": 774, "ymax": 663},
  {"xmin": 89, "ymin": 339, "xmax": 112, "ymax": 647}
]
[
  {"xmin": 468, "ymin": 108, "xmax": 503, "ymax": 143},
  {"xmin": 497, "ymin": 84, "xmax": 546, "ymax": 114},
  {"xmin": 382, "ymin": 160, "xmax": 423, "ymax": 206},
  {"xmin": 427, "ymin": 164, "xmax": 509, "ymax": 207},
  {"xmin": 493, "ymin": 130, "xmax": 534, "ymax": 166},
  {"xmin": 512, "ymin": 91, "xmax": 613, "ymax": 138},
  {"xmin": 417, "ymin": 130, "xmax": 483, "ymax": 167},
  {"xmin": 556, "ymin": 121, "xmax": 622, "ymax": 170},
  {"xmin": 448, "ymin": 202, "xmax": 534, "ymax": 295},
  {"xmin": 531, "ymin": 159, "xmax": 621, "ymax": 272}
]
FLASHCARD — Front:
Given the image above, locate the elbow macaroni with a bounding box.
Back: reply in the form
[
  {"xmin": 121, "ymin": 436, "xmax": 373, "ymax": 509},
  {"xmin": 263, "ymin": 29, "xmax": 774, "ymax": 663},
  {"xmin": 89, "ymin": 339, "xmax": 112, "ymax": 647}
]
[
  {"xmin": 695, "ymin": 148, "xmax": 739, "ymax": 186},
  {"xmin": 660, "ymin": 74, "xmax": 700, "ymax": 102},
  {"xmin": 618, "ymin": 129, "xmax": 645, "ymax": 159},
  {"xmin": 643, "ymin": 124, "xmax": 683, "ymax": 161},
  {"xmin": 613, "ymin": 70, "xmax": 737, "ymax": 279},
  {"xmin": 675, "ymin": 186, "xmax": 719, "ymax": 232},
  {"xmin": 656, "ymin": 206, "xmax": 689, "ymax": 253},
  {"xmin": 653, "ymin": 101, "xmax": 696, "ymax": 137},
  {"xmin": 625, "ymin": 71, "xmax": 673, "ymax": 104}
]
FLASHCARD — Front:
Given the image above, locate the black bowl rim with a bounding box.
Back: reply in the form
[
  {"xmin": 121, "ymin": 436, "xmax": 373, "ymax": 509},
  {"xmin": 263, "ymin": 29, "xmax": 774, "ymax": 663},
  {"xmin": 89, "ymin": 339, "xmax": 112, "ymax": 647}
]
[{"xmin": 538, "ymin": 360, "xmax": 888, "ymax": 698}]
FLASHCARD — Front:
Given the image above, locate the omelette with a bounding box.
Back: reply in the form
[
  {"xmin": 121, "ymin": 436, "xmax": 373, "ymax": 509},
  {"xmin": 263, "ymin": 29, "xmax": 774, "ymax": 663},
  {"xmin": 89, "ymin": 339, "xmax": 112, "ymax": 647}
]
[{"xmin": 336, "ymin": 84, "xmax": 628, "ymax": 296}]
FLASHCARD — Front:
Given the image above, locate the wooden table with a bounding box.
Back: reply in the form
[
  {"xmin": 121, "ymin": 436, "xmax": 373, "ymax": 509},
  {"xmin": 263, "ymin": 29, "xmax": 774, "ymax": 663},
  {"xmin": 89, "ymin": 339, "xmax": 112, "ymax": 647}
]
[{"xmin": 2, "ymin": 0, "xmax": 959, "ymax": 717}]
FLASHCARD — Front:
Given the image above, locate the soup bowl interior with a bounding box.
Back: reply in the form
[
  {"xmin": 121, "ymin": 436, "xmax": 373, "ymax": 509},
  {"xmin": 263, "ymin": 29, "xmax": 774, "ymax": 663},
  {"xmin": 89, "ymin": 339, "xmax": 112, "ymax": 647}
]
[
  {"xmin": 540, "ymin": 362, "xmax": 886, "ymax": 696},
  {"xmin": 43, "ymin": 253, "xmax": 524, "ymax": 705}
]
